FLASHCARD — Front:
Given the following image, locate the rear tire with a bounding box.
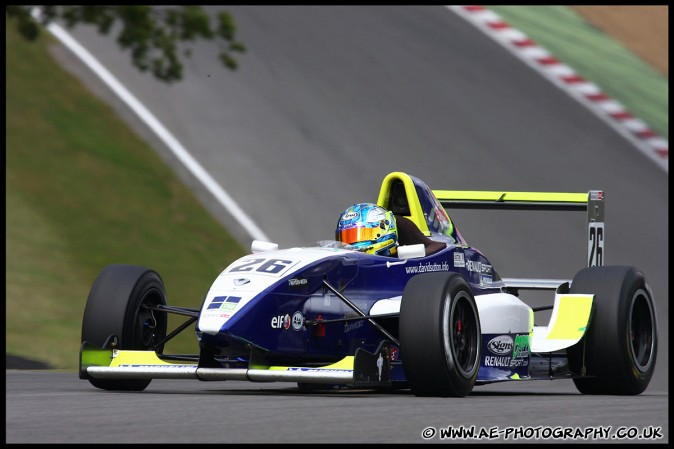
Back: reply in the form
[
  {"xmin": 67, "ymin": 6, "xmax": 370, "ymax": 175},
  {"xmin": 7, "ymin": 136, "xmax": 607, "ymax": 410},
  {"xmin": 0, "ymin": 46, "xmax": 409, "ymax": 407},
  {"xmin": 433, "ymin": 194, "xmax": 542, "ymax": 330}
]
[
  {"xmin": 399, "ymin": 272, "xmax": 481, "ymax": 397},
  {"xmin": 81, "ymin": 264, "xmax": 168, "ymax": 391},
  {"xmin": 568, "ymin": 266, "xmax": 657, "ymax": 395}
]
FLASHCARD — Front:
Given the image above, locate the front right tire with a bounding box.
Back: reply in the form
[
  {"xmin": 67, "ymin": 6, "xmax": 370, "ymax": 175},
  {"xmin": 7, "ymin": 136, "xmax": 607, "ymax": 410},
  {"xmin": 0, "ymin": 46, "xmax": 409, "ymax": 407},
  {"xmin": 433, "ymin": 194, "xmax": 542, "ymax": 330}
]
[{"xmin": 81, "ymin": 264, "xmax": 168, "ymax": 391}]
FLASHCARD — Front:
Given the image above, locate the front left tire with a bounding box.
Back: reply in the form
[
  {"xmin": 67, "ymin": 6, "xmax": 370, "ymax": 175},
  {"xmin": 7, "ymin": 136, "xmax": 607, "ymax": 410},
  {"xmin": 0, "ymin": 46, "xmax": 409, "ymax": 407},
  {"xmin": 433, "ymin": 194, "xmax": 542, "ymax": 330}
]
[{"xmin": 399, "ymin": 272, "xmax": 481, "ymax": 397}]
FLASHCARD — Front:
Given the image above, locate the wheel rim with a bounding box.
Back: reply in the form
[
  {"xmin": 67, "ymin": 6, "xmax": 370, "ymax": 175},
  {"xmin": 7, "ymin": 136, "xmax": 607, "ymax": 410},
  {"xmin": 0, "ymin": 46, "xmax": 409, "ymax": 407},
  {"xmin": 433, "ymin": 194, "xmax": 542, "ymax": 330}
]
[
  {"xmin": 132, "ymin": 288, "xmax": 165, "ymax": 350},
  {"xmin": 629, "ymin": 288, "xmax": 655, "ymax": 372},
  {"xmin": 443, "ymin": 291, "xmax": 479, "ymax": 377}
]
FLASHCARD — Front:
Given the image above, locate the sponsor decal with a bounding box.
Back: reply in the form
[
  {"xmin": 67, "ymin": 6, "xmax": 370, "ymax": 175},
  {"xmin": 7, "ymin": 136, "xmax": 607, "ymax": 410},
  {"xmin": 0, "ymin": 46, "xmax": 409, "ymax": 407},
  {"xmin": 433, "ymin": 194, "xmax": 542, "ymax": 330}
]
[
  {"xmin": 404, "ymin": 261, "xmax": 450, "ymax": 275},
  {"xmin": 291, "ymin": 311, "xmax": 304, "ymax": 330},
  {"xmin": 466, "ymin": 260, "xmax": 492, "ymax": 274},
  {"xmin": 344, "ymin": 319, "xmax": 364, "ymax": 333},
  {"xmin": 488, "ymin": 335, "xmax": 513, "ymax": 355},
  {"xmin": 483, "ymin": 356, "xmax": 528, "ymax": 367},
  {"xmin": 207, "ymin": 296, "xmax": 242, "ymax": 311},
  {"xmin": 288, "ymin": 278, "xmax": 308, "ymax": 287},
  {"xmin": 483, "ymin": 334, "xmax": 530, "ymax": 368},
  {"xmin": 271, "ymin": 314, "xmax": 291, "ymax": 330},
  {"xmin": 453, "ymin": 252, "xmax": 465, "ymax": 268},
  {"xmin": 512, "ymin": 334, "xmax": 530, "ymax": 360},
  {"xmin": 590, "ymin": 191, "xmax": 604, "ymax": 201},
  {"xmin": 484, "ymin": 356, "xmax": 511, "ymax": 367}
]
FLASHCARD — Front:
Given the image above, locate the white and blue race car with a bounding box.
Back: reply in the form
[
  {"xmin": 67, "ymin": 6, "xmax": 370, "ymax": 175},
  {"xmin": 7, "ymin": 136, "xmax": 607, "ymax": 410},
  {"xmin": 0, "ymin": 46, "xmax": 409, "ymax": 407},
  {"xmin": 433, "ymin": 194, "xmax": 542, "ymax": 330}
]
[{"xmin": 79, "ymin": 171, "xmax": 657, "ymax": 397}]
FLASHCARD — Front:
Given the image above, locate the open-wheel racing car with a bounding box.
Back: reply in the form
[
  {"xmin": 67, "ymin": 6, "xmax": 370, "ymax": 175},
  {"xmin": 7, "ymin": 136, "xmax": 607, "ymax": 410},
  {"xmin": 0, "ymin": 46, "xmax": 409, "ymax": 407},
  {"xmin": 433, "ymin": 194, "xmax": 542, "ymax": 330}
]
[{"xmin": 80, "ymin": 171, "xmax": 658, "ymax": 397}]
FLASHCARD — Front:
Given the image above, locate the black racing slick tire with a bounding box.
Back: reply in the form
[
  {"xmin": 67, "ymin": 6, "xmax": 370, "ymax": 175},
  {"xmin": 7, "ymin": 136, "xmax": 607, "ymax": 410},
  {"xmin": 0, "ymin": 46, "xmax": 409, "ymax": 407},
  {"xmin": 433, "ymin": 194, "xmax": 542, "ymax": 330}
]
[
  {"xmin": 81, "ymin": 264, "xmax": 168, "ymax": 391},
  {"xmin": 567, "ymin": 266, "xmax": 657, "ymax": 395},
  {"xmin": 399, "ymin": 272, "xmax": 481, "ymax": 397}
]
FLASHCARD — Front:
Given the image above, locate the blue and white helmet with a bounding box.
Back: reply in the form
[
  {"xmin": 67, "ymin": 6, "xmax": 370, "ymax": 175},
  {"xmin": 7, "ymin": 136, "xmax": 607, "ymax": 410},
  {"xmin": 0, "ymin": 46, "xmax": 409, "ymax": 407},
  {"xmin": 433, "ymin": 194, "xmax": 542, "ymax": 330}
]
[{"xmin": 336, "ymin": 203, "xmax": 398, "ymax": 256}]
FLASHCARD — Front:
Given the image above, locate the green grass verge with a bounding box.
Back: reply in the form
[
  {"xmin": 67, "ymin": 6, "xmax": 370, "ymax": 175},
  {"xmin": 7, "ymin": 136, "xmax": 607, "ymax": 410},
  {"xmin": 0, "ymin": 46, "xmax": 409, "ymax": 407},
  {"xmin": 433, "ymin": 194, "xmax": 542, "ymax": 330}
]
[
  {"xmin": 489, "ymin": 6, "xmax": 668, "ymax": 139},
  {"xmin": 6, "ymin": 20, "xmax": 247, "ymax": 370}
]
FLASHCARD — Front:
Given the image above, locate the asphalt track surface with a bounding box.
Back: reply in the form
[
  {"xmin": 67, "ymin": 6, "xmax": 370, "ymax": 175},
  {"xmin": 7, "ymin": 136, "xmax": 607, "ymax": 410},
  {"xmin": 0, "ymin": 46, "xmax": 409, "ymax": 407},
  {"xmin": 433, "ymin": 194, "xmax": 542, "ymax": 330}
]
[
  {"xmin": 7, "ymin": 6, "xmax": 668, "ymax": 443},
  {"xmin": 5, "ymin": 371, "xmax": 668, "ymax": 444}
]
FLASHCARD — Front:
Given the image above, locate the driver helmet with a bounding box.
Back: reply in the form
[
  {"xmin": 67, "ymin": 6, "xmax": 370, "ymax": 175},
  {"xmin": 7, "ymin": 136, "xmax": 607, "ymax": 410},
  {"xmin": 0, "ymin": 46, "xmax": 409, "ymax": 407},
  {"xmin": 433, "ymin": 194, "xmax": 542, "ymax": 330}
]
[{"xmin": 336, "ymin": 203, "xmax": 398, "ymax": 256}]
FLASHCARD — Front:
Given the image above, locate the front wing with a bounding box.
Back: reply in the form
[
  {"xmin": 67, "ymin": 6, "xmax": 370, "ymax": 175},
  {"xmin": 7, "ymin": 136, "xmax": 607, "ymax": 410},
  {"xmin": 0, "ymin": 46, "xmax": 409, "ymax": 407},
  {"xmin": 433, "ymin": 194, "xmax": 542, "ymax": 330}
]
[{"xmin": 80, "ymin": 340, "xmax": 395, "ymax": 386}]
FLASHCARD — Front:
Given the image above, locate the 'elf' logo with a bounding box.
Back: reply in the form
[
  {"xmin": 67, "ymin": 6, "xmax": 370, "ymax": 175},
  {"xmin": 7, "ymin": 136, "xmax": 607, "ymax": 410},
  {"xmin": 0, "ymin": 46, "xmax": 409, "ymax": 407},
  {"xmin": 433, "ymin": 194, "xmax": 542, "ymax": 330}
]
[{"xmin": 271, "ymin": 314, "xmax": 291, "ymax": 330}]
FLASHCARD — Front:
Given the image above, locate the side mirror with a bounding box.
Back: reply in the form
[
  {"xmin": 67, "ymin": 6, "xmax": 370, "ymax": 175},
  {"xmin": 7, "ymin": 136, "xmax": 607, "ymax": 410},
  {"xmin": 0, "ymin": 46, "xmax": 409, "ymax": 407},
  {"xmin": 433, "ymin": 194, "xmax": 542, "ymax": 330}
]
[
  {"xmin": 251, "ymin": 240, "xmax": 279, "ymax": 254},
  {"xmin": 397, "ymin": 244, "xmax": 425, "ymax": 259}
]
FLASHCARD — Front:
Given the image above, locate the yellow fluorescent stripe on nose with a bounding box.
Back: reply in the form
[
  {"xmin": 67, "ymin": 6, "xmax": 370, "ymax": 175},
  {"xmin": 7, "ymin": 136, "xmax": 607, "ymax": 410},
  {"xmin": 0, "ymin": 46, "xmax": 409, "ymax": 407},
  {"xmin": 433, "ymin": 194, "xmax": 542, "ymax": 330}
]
[
  {"xmin": 110, "ymin": 350, "xmax": 192, "ymax": 367},
  {"xmin": 546, "ymin": 294, "xmax": 593, "ymax": 340},
  {"xmin": 268, "ymin": 356, "xmax": 355, "ymax": 371}
]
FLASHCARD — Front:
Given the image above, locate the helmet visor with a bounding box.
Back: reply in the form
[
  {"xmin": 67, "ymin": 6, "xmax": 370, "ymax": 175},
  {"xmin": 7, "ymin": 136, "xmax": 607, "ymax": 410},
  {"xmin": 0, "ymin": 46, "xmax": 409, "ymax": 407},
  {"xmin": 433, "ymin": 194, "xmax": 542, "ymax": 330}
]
[{"xmin": 337, "ymin": 226, "xmax": 381, "ymax": 245}]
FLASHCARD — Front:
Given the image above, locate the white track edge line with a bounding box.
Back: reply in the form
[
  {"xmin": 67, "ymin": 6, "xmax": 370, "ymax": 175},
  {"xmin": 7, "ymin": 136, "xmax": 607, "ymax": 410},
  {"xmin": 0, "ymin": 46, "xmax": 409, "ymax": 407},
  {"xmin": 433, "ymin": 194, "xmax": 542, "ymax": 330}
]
[{"xmin": 36, "ymin": 12, "xmax": 270, "ymax": 243}]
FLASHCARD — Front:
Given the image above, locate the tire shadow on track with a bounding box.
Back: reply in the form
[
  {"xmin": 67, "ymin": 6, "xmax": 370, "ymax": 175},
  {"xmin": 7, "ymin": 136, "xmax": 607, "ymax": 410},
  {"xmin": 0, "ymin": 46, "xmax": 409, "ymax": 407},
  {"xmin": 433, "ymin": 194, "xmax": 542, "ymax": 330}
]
[{"xmin": 126, "ymin": 385, "xmax": 589, "ymax": 398}]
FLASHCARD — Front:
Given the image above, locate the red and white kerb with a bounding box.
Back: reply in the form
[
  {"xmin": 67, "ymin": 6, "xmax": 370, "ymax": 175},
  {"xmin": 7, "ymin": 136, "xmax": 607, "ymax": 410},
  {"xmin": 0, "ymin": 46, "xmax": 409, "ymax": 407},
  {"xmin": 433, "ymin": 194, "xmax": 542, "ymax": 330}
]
[{"xmin": 448, "ymin": 5, "xmax": 668, "ymax": 173}]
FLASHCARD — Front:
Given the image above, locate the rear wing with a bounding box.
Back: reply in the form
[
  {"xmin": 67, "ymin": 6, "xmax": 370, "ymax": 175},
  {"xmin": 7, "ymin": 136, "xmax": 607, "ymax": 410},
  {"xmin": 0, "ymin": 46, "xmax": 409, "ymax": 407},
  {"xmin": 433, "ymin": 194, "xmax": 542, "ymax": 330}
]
[{"xmin": 432, "ymin": 189, "xmax": 605, "ymax": 268}]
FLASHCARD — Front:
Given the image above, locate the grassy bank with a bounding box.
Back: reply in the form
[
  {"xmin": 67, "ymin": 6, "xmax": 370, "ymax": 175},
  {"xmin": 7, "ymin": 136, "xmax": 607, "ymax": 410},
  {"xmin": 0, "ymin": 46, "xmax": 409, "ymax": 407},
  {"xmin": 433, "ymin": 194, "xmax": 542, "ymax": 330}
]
[{"xmin": 6, "ymin": 20, "xmax": 246, "ymax": 370}]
